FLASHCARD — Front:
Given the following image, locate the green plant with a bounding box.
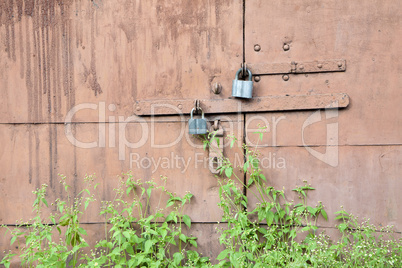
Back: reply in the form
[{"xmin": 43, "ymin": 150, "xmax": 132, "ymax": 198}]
[
  {"xmin": 85, "ymin": 174, "xmax": 209, "ymax": 267},
  {"xmin": 1, "ymin": 128, "xmax": 401, "ymax": 267},
  {"xmin": 203, "ymin": 126, "xmax": 401, "ymax": 267},
  {"xmin": 0, "ymin": 176, "xmax": 94, "ymax": 268}
]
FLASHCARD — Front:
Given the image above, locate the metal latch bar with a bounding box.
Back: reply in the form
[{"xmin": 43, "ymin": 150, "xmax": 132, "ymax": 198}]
[
  {"xmin": 248, "ymin": 59, "xmax": 346, "ymax": 75},
  {"xmin": 134, "ymin": 93, "xmax": 349, "ymax": 116},
  {"xmin": 208, "ymin": 121, "xmax": 224, "ymax": 175}
]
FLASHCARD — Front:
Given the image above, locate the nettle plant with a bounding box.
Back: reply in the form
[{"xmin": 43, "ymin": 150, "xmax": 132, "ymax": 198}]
[
  {"xmin": 203, "ymin": 127, "xmax": 401, "ymax": 267},
  {"xmin": 1, "ymin": 127, "xmax": 401, "ymax": 267},
  {"xmin": 1, "ymin": 174, "xmax": 208, "ymax": 268}
]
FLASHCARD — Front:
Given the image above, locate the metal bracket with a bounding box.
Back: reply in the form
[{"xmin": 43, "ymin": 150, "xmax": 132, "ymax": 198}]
[
  {"xmin": 248, "ymin": 59, "xmax": 346, "ymax": 75},
  {"xmin": 208, "ymin": 120, "xmax": 224, "ymax": 175},
  {"xmin": 134, "ymin": 93, "xmax": 349, "ymax": 116}
]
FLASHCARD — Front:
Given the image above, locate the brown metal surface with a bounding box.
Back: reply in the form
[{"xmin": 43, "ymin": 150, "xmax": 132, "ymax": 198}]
[
  {"xmin": 248, "ymin": 59, "xmax": 346, "ymax": 75},
  {"xmin": 134, "ymin": 93, "xmax": 349, "ymax": 116},
  {"xmin": 246, "ymin": 146, "xmax": 402, "ymax": 230},
  {"xmin": 0, "ymin": 0, "xmax": 401, "ymax": 261},
  {"xmin": 0, "ymin": 116, "xmax": 244, "ymax": 224},
  {"xmin": 0, "ymin": 0, "xmax": 243, "ymax": 123},
  {"xmin": 246, "ymin": 0, "xmax": 402, "ymax": 232}
]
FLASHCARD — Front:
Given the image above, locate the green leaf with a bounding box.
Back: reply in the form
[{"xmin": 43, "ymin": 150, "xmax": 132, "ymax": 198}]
[
  {"xmin": 321, "ymin": 209, "xmax": 328, "ymax": 221},
  {"xmin": 243, "ymin": 161, "xmax": 249, "ymax": 172},
  {"xmin": 42, "ymin": 198, "xmax": 48, "ymax": 207},
  {"xmin": 173, "ymin": 252, "xmax": 184, "ymax": 265},
  {"xmin": 179, "ymin": 233, "xmax": 187, "ymax": 243},
  {"xmin": 307, "ymin": 206, "xmax": 317, "ymax": 215},
  {"xmin": 217, "ymin": 249, "xmax": 230, "ymax": 260},
  {"xmin": 224, "ymin": 167, "xmax": 233, "ymax": 179},
  {"xmin": 77, "ymin": 227, "xmax": 87, "ymax": 236},
  {"xmin": 266, "ymin": 210, "xmax": 274, "ymax": 226},
  {"xmin": 59, "ymin": 218, "xmax": 70, "ymax": 227},
  {"xmin": 10, "ymin": 236, "xmax": 16, "ymax": 245},
  {"xmin": 147, "ymin": 187, "xmax": 152, "ymax": 198},
  {"xmin": 189, "ymin": 240, "xmax": 197, "ymax": 248},
  {"xmin": 230, "ymin": 139, "xmax": 235, "ymax": 148},
  {"xmin": 144, "ymin": 240, "xmax": 153, "ymax": 252},
  {"xmin": 203, "ymin": 141, "xmax": 208, "ymax": 150},
  {"xmin": 160, "ymin": 229, "xmax": 167, "ymax": 239},
  {"xmin": 183, "ymin": 214, "xmax": 191, "ymax": 228},
  {"xmin": 338, "ymin": 223, "xmax": 348, "ymax": 232},
  {"xmin": 259, "ymin": 174, "xmax": 266, "ymax": 182}
]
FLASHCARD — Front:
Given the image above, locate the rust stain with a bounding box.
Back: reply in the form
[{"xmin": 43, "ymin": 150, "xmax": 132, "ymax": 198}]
[
  {"xmin": 89, "ymin": 4, "xmax": 102, "ymax": 96},
  {"xmin": 0, "ymin": 0, "xmax": 96, "ymax": 122},
  {"xmin": 0, "ymin": 0, "xmax": 80, "ymax": 187}
]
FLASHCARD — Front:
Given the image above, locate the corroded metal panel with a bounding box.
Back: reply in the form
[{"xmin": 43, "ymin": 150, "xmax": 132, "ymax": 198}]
[
  {"xmin": 246, "ymin": 146, "xmax": 402, "ymax": 231},
  {"xmin": 245, "ymin": 0, "xmax": 402, "ymax": 231},
  {"xmin": 0, "ymin": 0, "xmax": 243, "ymax": 123},
  {"xmin": 245, "ymin": 0, "xmax": 402, "ymax": 145},
  {"xmin": 0, "ymin": 115, "xmax": 244, "ymax": 225}
]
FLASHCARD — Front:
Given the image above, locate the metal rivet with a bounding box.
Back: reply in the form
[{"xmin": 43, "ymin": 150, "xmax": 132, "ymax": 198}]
[
  {"xmin": 177, "ymin": 104, "xmax": 183, "ymax": 110},
  {"xmin": 254, "ymin": 44, "xmax": 261, "ymax": 52},
  {"xmin": 299, "ymin": 65, "xmax": 304, "ymax": 70},
  {"xmin": 211, "ymin": 82, "xmax": 222, "ymax": 94},
  {"xmin": 282, "ymin": 75, "xmax": 289, "ymax": 81},
  {"xmin": 254, "ymin": 76, "xmax": 260, "ymax": 82},
  {"xmin": 317, "ymin": 63, "xmax": 323, "ymax": 68},
  {"xmin": 283, "ymin": 44, "xmax": 290, "ymax": 51},
  {"xmin": 136, "ymin": 106, "xmax": 141, "ymax": 111},
  {"xmin": 337, "ymin": 62, "xmax": 343, "ymax": 67}
]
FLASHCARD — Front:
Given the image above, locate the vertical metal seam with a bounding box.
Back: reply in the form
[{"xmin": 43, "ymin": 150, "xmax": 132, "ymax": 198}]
[
  {"xmin": 242, "ymin": 113, "xmax": 247, "ymax": 211},
  {"xmin": 242, "ymin": 0, "xmax": 247, "ymax": 211},
  {"xmin": 242, "ymin": 0, "xmax": 246, "ymax": 65}
]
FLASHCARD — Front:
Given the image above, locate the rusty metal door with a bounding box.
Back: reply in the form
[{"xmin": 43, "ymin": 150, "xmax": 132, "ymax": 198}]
[
  {"xmin": 0, "ymin": 0, "xmax": 401, "ymax": 262},
  {"xmin": 0, "ymin": 0, "xmax": 245, "ymax": 259},
  {"xmin": 244, "ymin": 0, "xmax": 401, "ymax": 232}
]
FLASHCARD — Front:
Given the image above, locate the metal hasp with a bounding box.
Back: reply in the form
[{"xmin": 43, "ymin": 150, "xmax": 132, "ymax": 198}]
[
  {"xmin": 188, "ymin": 108, "xmax": 207, "ymax": 135},
  {"xmin": 134, "ymin": 93, "xmax": 350, "ymax": 116},
  {"xmin": 248, "ymin": 59, "xmax": 346, "ymax": 75},
  {"xmin": 208, "ymin": 121, "xmax": 224, "ymax": 174},
  {"xmin": 232, "ymin": 68, "xmax": 253, "ymax": 98}
]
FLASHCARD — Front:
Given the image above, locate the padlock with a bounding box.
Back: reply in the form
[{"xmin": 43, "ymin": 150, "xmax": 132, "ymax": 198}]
[
  {"xmin": 231, "ymin": 68, "xmax": 253, "ymax": 99},
  {"xmin": 188, "ymin": 108, "xmax": 207, "ymax": 134}
]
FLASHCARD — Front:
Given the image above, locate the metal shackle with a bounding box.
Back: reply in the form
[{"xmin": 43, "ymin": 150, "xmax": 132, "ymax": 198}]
[
  {"xmin": 235, "ymin": 68, "xmax": 252, "ymax": 81},
  {"xmin": 190, "ymin": 107, "xmax": 204, "ymax": 119}
]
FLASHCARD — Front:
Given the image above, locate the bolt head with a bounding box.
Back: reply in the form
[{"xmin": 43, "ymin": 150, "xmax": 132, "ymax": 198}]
[
  {"xmin": 254, "ymin": 44, "xmax": 261, "ymax": 52},
  {"xmin": 299, "ymin": 65, "xmax": 304, "ymax": 70},
  {"xmin": 337, "ymin": 62, "xmax": 343, "ymax": 67},
  {"xmin": 283, "ymin": 44, "xmax": 290, "ymax": 51},
  {"xmin": 317, "ymin": 63, "xmax": 323, "ymax": 68},
  {"xmin": 211, "ymin": 82, "xmax": 222, "ymax": 94},
  {"xmin": 136, "ymin": 106, "xmax": 141, "ymax": 111},
  {"xmin": 177, "ymin": 104, "xmax": 183, "ymax": 110},
  {"xmin": 254, "ymin": 76, "xmax": 261, "ymax": 82},
  {"xmin": 282, "ymin": 75, "xmax": 289, "ymax": 81}
]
